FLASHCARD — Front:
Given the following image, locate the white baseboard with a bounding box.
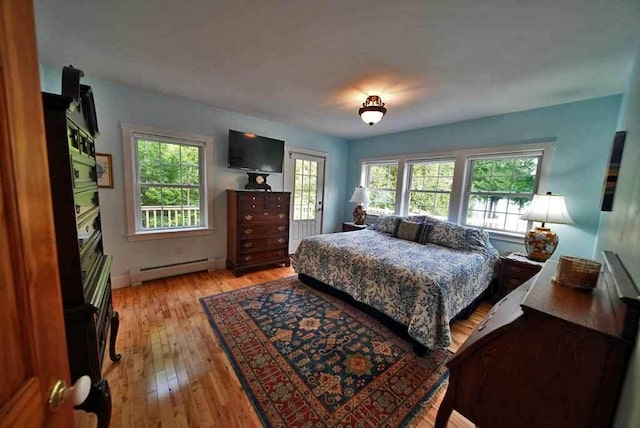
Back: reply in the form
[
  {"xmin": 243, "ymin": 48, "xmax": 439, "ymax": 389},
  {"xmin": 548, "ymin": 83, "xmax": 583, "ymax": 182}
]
[
  {"xmin": 111, "ymin": 275, "xmax": 131, "ymax": 289},
  {"xmin": 128, "ymin": 258, "xmax": 217, "ymax": 286}
]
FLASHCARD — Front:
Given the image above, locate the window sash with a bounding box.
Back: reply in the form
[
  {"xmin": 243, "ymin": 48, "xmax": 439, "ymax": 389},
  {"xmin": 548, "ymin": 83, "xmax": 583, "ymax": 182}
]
[
  {"xmin": 364, "ymin": 162, "xmax": 399, "ymax": 214},
  {"xmin": 133, "ymin": 136, "xmax": 206, "ymax": 231}
]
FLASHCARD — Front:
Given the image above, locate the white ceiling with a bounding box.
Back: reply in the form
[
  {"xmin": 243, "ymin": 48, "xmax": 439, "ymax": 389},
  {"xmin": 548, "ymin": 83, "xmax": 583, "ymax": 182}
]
[{"xmin": 34, "ymin": 0, "xmax": 640, "ymax": 140}]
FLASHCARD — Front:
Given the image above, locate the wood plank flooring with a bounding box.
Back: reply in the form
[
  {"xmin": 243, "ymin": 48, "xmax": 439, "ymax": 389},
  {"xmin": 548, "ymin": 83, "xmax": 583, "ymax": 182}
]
[{"xmin": 81, "ymin": 267, "xmax": 489, "ymax": 427}]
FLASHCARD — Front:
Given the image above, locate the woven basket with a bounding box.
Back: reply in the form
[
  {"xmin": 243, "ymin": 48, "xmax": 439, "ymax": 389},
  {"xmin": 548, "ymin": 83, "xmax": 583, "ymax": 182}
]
[{"xmin": 552, "ymin": 256, "xmax": 601, "ymax": 291}]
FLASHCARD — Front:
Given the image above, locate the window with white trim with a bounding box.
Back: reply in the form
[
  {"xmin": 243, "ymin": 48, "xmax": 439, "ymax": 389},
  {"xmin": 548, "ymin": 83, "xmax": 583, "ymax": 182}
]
[
  {"xmin": 357, "ymin": 142, "xmax": 553, "ymax": 239},
  {"xmin": 463, "ymin": 153, "xmax": 541, "ymax": 234},
  {"xmin": 364, "ymin": 162, "xmax": 398, "ymax": 215},
  {"xmin": 406, "ymin": 159, "xmax": 455, "ymax": 220},
  {"xmin": 122, "ymin": 124, "xmax": 214, "ymax": 240}
]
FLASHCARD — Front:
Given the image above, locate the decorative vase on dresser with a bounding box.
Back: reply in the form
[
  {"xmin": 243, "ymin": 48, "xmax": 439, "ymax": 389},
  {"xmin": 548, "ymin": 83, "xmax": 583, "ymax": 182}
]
[
  {"xmin": 227, "ymin": 190, "xmax": 291, "ymax": 276},
  {"xmin": 435, "ymin": 251, "xmax": 639, "ymax": 428},
  {"xmin": 42, "ymin": 66, "xmax": 121, "ymax": 428}
]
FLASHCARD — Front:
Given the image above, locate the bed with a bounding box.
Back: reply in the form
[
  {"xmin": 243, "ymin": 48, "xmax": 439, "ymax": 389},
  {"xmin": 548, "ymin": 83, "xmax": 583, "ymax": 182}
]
[{"xmin": 292, "ymin": 215, "xmax": 500, "ymax": 351}]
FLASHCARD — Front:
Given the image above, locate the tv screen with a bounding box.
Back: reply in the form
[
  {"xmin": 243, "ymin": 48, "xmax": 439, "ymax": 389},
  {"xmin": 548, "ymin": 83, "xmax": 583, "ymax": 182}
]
[{"xmin": 227, "ymin": 130, "xmax": 285, "ymax": 173}]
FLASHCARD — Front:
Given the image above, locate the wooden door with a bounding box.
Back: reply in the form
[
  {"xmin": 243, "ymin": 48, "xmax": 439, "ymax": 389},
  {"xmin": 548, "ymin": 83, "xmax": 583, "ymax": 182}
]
[
  {"xmin": 0, "ymin": 0, "xmax": 74, "ymax": 426},
  {"xmin": 285, "ymin": 150, "xmax": 326, "ymax": 252}
]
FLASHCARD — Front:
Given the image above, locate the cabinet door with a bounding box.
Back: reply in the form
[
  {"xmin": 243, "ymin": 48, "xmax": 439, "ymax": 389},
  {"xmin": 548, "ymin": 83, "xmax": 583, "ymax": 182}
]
[{"xmin": 0, "ymin": 0, "xmax": 74, "ymax": 425}]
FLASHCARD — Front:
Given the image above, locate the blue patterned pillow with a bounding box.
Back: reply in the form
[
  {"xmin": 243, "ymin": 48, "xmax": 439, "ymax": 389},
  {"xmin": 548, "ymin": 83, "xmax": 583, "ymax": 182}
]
[
  {"xmin": 370, "ymin": 215, "xmax": 402, "ymax": 234},
  {"xmin": 428, "ymin": 220, "xmax": 489, "ymax": 251}
]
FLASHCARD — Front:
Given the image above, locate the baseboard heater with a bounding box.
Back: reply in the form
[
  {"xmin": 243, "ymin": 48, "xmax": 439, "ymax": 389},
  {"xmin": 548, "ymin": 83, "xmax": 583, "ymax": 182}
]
[{"xmin": 129, "ymin": 258, "xmax": 215, "ymax": 286}]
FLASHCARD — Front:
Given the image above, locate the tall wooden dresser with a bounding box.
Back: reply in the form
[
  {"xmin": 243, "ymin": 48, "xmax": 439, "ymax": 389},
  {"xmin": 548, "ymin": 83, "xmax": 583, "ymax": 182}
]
[
  {"xmin": 42, "ymin": 67, "xmax": 120, "ymax": 428},
  {"xmin": 436, "ymin": 251, "xmax": 639, "ymax": 428},
  {"xmin": 227, "ymin": 190, "xmax": 291, "ymax": 276}
]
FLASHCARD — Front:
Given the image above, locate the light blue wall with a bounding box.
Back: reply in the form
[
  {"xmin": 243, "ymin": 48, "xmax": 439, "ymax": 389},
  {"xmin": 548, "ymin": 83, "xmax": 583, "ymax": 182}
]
[
  {"xmin": 346, "ymin": 96, "xmax": 622, "ymax": 258},
  {"xmin": 595, "ymin": 47, "xmax": 640, "ymax": 428},
  {"xmin": 40, "ymin": 65, "xmax": 348, "ymax": 282}
]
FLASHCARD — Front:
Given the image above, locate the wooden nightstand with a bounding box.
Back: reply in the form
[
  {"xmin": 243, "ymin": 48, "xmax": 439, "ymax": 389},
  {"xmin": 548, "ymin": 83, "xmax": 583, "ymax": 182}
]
[
  {"xmin": 342, "ymin": 222, "xmax": 368, "ymax": 232},
  {"xmin": 498, "ymin": 252, "xmax": 545, "ymax": 295}
]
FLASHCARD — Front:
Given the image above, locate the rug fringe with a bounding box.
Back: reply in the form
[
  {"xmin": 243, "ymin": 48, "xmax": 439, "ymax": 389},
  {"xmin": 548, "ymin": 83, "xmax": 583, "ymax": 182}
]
[{"xmin": 402, "ymin": 377, "xmax": 449, "ymax": 428}]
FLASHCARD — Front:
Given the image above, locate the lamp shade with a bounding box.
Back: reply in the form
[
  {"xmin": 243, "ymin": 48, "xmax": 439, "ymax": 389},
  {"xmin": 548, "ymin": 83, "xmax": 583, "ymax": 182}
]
[
  {"xmin": 520, "ymin": 193, "xmax": 573, "ymax": 225},
  {"xmin": 349, "ymin": 186, "xmax": 369, "ymax": 205}
]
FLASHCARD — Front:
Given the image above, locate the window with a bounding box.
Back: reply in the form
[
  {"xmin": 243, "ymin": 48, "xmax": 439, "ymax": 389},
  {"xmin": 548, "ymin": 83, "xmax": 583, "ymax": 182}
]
[
  {"xmin": 357, "ymin": 142, "xmax": 552, "ymax": 240},
  {"xmin": 364, "ymin": 162, "xmax": 398, "ymax": 214},
  {"xmin": 407, "ymin": 159, "xmax": 455, "ymax": 220},
  {"xmin": 122, "ymin": 124, "xmax": 214, "ymax": 240},
  {"xmin": 464, "ymin": 154, "xmax": 541, "ymax": 233}
]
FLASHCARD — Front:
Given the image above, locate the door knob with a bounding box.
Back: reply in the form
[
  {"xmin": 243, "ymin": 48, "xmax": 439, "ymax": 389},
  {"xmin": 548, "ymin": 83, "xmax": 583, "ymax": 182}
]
[{"xmin": 48, "ymin": 375, "xmax": 91, "ymax": 411}]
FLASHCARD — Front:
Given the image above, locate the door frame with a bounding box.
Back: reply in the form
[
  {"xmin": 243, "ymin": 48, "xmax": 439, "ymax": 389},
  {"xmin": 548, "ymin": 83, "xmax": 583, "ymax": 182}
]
[{"xmin": 283, "ymin": 146, "xmax": 327, "ymax": 244}]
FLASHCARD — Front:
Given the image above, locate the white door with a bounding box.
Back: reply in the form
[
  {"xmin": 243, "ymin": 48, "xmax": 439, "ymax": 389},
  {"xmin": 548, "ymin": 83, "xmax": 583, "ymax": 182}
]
[{"xmin": 285, "ymin": 150, "xmax": 326, "ymax": 252}]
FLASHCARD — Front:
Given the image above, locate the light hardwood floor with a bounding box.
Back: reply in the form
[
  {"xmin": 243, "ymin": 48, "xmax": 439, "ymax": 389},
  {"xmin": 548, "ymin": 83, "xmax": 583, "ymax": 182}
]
[{"xmin": 78, "ymin": 267, "xmax": 489, "ymax": 427}]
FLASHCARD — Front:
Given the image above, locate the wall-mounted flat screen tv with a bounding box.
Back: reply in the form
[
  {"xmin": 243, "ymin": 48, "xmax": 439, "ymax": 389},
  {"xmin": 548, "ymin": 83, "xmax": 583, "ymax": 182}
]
[{"xmin": 227, "ymin": 130, "xmax": 285, "ymax": 173}]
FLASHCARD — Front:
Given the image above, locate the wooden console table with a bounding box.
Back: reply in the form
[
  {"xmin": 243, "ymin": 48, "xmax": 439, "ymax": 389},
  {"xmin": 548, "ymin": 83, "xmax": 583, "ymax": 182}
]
[{"xmin": 436, "ymin": 251, "xmax": 639, "ymax": 428}]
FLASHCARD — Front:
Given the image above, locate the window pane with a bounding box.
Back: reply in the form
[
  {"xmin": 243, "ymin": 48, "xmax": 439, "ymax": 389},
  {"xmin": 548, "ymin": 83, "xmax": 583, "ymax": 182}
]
[
  {"xmin": 407, "ymin": 160, "xmax": 454, "ymax": 219},
  {"xmin": 465, "ymin": 155, "xmax": 540, "ymax": 233},
  {"xmin": 366, "ymin": 163, "xmax": 398, "ymax": 214}
]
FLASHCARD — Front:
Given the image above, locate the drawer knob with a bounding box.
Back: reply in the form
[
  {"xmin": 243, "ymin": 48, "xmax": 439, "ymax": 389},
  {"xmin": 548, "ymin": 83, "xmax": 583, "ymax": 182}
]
[
  {"xmin": 244, "ymin": 214, "xmax": 253, "ymax": 221},
  {"xmin": 76, "ymin": 204, "xmax": 81, "ymax": 214},
  {"xmin": 276, "ymin": 204, "xmax": 281, "ymax": 208},
  {"xmin": 264, "ymin": 212, "xmax": 269, "ymax": 216},
  {"xmin": 244, "ymin": 242, "xmax": 253, "ymax": 248},
  {"xmin": 244, "ymin": 255, "xmax": 252, "ymax": 261},
  {"xmin": 278, "ymin": 226, "xmax": 285, "ymax": 231},
  {"xmin": 278, "ymin": 238, "xmax": 285, "ymax": 244},
  {"xmin": 278, "ymin": 213, "xmax": 285, "ymax": 219},
  {"xmin": 244, "ymin": 229, "xmax": 253, "ymax": 235},
  {"xmin": 252, "ymin": 204, "xmax": 256, "ymax": 208},
  {"xmin": 74, "ymin": 169, "xmax": 80, "ymax": 178},
  {"xmin": 252, "ymin": 197, "xmax": 256, "ymax": 200}
]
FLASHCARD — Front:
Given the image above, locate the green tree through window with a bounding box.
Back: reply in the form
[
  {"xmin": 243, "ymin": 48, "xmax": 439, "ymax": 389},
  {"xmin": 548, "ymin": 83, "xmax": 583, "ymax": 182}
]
[{"xmin": 137, "ymin": 138, "xmax": 203, "ymax": 229}]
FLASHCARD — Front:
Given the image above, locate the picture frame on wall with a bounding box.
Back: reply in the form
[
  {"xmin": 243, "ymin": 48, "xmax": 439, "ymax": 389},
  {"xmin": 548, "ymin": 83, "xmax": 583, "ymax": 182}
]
[
  {"xmin": 601, "ymin": 131, "xmax": 626, "ymax": 211},
  {"xmin": 96, "ymin": 153, "xmax": 114, "ymax": 188}
]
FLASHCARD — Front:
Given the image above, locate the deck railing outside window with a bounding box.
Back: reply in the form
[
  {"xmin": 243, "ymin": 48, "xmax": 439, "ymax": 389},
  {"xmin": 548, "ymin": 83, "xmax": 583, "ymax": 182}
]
[{"xmin": 140, "ymin": 205, "xmax": 200, "ymax": 229}]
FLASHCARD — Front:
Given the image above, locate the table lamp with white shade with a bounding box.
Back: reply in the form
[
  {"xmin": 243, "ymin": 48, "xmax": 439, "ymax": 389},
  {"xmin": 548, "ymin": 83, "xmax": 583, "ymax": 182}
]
[
  {"xmin": 520, "ymin": 191, "xmax": 574, "ymax": 261},
  {"xmin": 349, "ymin": 186, "xmax": 369, "ymax": 225}
]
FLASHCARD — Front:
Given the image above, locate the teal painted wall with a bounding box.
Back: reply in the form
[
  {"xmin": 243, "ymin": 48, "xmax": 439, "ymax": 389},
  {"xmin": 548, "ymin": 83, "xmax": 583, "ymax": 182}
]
[
  {"xmin": 346, "ymin": 96, "xmax": 622, "ymax": 258},
  {"xmin": 40, "ymin": 65, "xmax": 348, "ymax": 283},
  {"xmin": 595, "ymin": 47, "xmax": 640, "ymax": 428}
]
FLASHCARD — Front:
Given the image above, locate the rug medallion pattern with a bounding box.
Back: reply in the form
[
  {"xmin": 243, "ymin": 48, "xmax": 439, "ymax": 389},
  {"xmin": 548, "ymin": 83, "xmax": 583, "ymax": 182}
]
[{"xmin": 200, "ymin": 276, "xmax": 452, "ymax": 427}]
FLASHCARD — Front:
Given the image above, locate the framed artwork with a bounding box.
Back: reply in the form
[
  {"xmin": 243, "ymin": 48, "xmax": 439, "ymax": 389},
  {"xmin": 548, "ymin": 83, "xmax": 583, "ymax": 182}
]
[
  {"xmin": 601, "ymin": 131, "xmax": 626, "ymax": 211},
  {"xmin": 96, "ymin": 153, "xmax": 114, "ymax": 188}
]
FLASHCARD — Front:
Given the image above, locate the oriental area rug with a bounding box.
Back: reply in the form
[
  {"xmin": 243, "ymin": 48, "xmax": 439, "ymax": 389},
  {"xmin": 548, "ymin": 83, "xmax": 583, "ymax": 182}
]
[{"xmin": 200, "ymin": 276, "xmax": 452, "ymax": 428}]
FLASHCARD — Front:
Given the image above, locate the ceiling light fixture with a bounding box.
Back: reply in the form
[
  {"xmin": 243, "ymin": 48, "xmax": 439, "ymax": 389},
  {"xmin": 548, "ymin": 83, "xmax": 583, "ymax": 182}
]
[{"xmin": 359, "ymin": 95, "xmax": 387, "ymax": 126}]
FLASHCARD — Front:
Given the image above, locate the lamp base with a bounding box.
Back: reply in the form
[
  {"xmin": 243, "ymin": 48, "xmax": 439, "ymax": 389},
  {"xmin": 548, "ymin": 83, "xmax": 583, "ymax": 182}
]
[
  {"xmin": 353, "ymin": 205, "xmax": 367, "ymax": 225},
  {"xmin": 524, "ymin": 226, "xmax": 558, "ymax": 262}
]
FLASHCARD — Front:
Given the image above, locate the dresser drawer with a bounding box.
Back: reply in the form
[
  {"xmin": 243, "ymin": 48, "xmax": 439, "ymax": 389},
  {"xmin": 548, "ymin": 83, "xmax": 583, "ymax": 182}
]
[
  {"xmin": 78, "ymin": 207, "xmax": 100, "ymax": 246},
  {"xmin": 239, "ymin": 223, "xmax": 288, "ymax": 237},
  {"xmin": 74, "ymin": 188, "xmax": 98, "ymax": 217},
  {"xmin": 237, "ymin": 248, "xmax": 288, "ymax": 266},
  {"xmin": 240, "ymin": 210, "xmax": 288, "ymax": 224},
  {"xmin": 80, "ymin": 232, "xmax": 102, "ymax": 284},
  {"xmin": 239, "ymin": 235, "xmax": 288, "ymax": 251},
  {"xmin": 71, "ymin": 155, "xmax": 96, "ymax": 190},
  {"xmin": 266, "ymin": 193, "xmax": 289, "ymax": 209},
  {"xmin": 239, "ymin": 194, "xmax": 267, "ymax": 209}
]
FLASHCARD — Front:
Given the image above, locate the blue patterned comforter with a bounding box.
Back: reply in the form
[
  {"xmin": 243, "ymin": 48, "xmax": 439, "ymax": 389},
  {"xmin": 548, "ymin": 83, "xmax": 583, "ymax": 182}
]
[{"xmin": 292, "ymin": 229, "xmax": 499, "ymax": 349}]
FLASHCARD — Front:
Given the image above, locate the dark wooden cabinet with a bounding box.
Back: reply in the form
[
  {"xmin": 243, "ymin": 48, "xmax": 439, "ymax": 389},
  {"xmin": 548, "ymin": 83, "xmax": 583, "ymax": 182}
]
[
  {"xmin": 227, "ymin": 190, "xmax": 291, "ymax": 276},
  {"xmin": 436, "ymin": 252, "xmax": 639, "ymax": 428},
  {"xmin": 43, "ymin": 80, "xmax": 120, "ymax": 428},
  {"xmin": 498, "ymin": 251, "xmax": 545, "ymax": 295}
]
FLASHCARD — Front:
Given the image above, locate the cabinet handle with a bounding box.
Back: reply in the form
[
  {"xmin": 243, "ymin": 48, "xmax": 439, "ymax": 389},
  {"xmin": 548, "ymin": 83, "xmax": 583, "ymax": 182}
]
[
  {"xmin": 86, "ymin": 226, "xmax": 90, "ymax": 232},
  {"xmin": 278, "ymin": 238, "xmax": 285, "ymax": 244},
  {"xmin": 244, "ymin": 255, "xmax": 252, "ymax": 261},
  {"xmin": 264, "ymin": 212, "xmax": 269, "ymax": 216},
  {"xmin": 244, "ymin": 214, "xmax": 253, "ymax": 221},
  {"xmin": 74, "ymin": 169, "xmax": 80, "ymax": 178},
  {"xmin": 76, "ymin": 204, "xmax": 81, "ymax": 214},
  {"xmin": 244, "ymin": 229, "xmax": 253, "ymax": 234},
  {"xmin": 244, "ymin": 242, "xmax": 253, "ymax": 248},
  {"xmin": 277, "ymin": 226, "xmax": 285, "ymax": 231},
  {"xmin": 278, "ymin": 213, "xmax": 285, "ymax": 219}
]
